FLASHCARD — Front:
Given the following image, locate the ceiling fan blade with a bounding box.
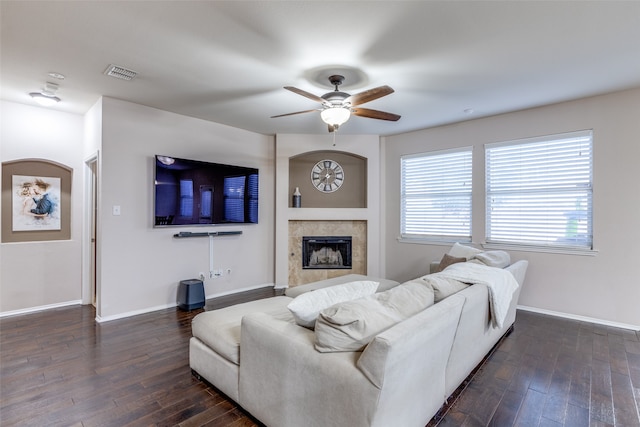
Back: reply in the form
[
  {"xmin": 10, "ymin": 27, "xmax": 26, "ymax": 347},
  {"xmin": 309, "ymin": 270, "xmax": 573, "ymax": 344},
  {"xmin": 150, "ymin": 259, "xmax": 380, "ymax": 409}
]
[
  {"xmin": 345, "ymin": 85, "xmax": 394, "ymax": 106},
  {"xmin": 284, "ymin": 86, "xmax": 328, "ymax": 105},
  {"xmin": 352, "ymin": 107, "xmax": 401, "ymax": 121},
  {"xmin": 270, "ymin": 109, "xmax": 318, "ymax": 118}
]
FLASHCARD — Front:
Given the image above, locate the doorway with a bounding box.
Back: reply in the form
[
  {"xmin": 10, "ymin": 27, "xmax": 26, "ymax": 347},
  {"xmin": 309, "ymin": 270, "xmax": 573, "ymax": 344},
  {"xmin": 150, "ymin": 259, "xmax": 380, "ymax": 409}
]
[{"xmin": 83, "ymin": 155, "xmax": 99, "ymax": 310}]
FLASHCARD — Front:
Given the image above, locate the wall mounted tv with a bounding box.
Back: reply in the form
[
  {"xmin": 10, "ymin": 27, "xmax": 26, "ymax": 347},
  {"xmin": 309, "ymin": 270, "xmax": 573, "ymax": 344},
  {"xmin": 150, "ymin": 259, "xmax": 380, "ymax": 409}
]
[{"xmin": 154, "ymin": 155, "xmax": 258, "ymax": 227}]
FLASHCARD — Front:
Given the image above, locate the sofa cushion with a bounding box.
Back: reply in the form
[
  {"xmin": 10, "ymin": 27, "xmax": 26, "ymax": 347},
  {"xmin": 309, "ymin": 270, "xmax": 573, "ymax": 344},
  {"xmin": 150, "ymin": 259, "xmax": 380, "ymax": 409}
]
[
  {"xmin": 287, "ymin": 280, "xmax": 379, "ymax": 328},
  {"xmin": 421, "ymin": 274, "xmax": 469, "ymax": 302},
  {"xmin": 314, "ymin": 281, "xmax": 435, "ymax": 352},
  {"xmin": 191, "ymin": 296, "xmax": 292, "ymax": 365}
]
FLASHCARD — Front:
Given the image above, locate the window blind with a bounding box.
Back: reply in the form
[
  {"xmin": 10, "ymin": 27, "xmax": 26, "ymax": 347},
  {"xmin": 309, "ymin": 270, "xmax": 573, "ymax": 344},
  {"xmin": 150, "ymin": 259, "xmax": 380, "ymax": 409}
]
[
  {"xmin": 400, "ymin": 147, "xmax": 472, "ymax": 241},
  {"xmin": 485, "ymin": 130, "xmax": 593, "ymax": 249}
]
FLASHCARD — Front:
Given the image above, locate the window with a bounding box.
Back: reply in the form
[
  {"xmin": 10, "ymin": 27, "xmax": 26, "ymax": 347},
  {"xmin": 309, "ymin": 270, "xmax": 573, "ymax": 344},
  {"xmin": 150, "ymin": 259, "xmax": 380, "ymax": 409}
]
[
  {"xmin": 485, "ymin": 130, "xmax": 593, "ymax": 250},
  {"xmin": 400, "ymin": 147, "xmax": 472, "ymax": 242}
]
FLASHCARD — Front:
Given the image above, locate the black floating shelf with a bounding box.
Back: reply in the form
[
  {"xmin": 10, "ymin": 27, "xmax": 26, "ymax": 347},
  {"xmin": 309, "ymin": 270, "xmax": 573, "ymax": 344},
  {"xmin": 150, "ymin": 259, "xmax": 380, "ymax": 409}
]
[{"xmin": 173, "ymin": 231, "xmax": 243, "ymax": 238}]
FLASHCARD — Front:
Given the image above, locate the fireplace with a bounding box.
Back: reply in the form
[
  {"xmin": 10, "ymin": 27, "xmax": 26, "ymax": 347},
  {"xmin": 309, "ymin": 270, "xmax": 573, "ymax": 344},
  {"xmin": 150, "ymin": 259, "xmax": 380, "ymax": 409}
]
[{"xmin": 302, "ymin": 236, "xmax": 352, "ymax": 269}]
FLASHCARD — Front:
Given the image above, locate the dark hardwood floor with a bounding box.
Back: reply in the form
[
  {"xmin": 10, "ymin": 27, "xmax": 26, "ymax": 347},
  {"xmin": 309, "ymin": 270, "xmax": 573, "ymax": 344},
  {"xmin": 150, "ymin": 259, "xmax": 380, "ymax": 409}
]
[{"xmin": 1, "ymin": 288, "xmax": 639, "ymax": 426}]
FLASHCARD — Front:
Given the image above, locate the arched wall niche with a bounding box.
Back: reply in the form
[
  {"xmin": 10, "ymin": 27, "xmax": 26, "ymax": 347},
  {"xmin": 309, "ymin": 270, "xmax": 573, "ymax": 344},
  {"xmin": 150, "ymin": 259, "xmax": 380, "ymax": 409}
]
[
  {"xmin": 288, "ymin": 150, "xmax": 367, "ymax": 208},
  {"xmin": 1, "ymin": 158, "xmax": 72, "ymax": 242}
]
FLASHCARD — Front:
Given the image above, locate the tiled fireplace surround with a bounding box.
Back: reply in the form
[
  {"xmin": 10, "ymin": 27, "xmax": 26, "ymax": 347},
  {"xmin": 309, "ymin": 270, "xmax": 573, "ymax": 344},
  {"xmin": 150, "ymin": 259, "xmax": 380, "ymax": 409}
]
[
  {"xmin": 275, "ymin": 134, "xmax": 382, "ymax": 289},
  {"xmin": 288, "ymin": 220, "xmax": 367, "ymax": 286}
]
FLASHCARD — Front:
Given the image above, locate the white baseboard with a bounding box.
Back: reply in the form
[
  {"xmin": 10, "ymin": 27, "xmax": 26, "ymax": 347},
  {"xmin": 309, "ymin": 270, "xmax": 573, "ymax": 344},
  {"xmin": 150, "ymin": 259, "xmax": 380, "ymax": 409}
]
[
  {"xmin": 0, "ymin": 300, "xmax": 82, "ymax": 318},
  {"xmin": 517, "ymin": 305, "xmax": 639, "ymax": 331},
  {"xmin": 95, "ymin": 303, "xmax": 178, "ymax": 323},
  {"xmin": 96, "ymin": 283, "xmax": 277, "ymax": 323},
  {"xmin": 205, "ymin": 282, "xmax": 276, "ymax": 299}
]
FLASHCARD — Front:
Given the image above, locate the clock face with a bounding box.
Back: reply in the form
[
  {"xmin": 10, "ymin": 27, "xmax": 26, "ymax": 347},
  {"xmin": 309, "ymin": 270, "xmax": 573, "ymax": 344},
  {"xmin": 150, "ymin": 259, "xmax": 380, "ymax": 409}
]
[{"xmin": 311, "ymin": 159, "xmax": 344, "ymax": 193}]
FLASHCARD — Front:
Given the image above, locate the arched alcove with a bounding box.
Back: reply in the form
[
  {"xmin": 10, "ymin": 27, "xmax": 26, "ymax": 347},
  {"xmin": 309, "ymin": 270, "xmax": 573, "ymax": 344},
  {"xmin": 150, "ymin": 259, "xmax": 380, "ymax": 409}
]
[
  {"xmin": 288, "ymin": 150, "xmax": 367, "ymax": 208},
  {"xmin": 1, "ymin": 158, "xmax": 73, "ymax": 242}
]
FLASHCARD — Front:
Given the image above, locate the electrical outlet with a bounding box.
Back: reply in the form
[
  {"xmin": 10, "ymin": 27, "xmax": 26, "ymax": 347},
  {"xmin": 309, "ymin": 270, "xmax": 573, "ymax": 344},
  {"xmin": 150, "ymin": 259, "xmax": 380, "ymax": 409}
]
[
  {"xmin": 198, "ymin": 272, "xmax": 205, "ymax": 282},
  {"xmin": 226, "ymin": 268, "xmax": 232, "ymax": 275}
]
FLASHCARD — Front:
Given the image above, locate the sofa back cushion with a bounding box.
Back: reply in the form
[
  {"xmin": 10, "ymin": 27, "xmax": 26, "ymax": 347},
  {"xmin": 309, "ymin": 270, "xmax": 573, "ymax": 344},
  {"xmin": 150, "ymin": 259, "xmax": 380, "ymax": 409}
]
[
  {"xmin": 420, "ymin": 275, "xmax": 469, "ymax": 302},
  {"xmin": 314, "ymin": 282, "xmax": 435, "ymax": 352}
]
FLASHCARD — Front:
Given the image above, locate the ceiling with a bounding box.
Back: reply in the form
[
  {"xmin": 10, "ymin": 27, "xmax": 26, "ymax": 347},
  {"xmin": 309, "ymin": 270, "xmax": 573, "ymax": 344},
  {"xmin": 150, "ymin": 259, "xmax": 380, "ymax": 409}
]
[{"xmin": 2, "ymin": 1, "xmax": 640, "ymax": 136}]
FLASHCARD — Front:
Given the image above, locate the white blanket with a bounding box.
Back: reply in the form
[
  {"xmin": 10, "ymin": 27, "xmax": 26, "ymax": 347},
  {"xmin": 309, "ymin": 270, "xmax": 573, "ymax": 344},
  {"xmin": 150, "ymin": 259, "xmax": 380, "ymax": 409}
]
[{"xmin": 437, "ymin": 262, "xmax": 519, "ymax": 328}]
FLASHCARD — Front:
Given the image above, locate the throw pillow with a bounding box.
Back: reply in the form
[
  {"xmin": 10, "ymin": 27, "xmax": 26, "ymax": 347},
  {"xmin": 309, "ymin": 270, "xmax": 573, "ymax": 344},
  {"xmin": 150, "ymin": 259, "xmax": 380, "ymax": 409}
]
[
  {"xmin": 435, "ymin": 253, "xmax": 466, "ymax": 273},
  {"xmin": 314, "ymin": 281, "xmax": 435, "ymax": 352},
  {"xmin": 473, "ymin": 250, "xmax": 511, "ymax": 268},
  {"xmin": 287, "ymin": 280, "xmax": 379, "ymax": 328},
  {"xmin": 447, "ymin": 242, "xmax": 482, "ymax": 260}
]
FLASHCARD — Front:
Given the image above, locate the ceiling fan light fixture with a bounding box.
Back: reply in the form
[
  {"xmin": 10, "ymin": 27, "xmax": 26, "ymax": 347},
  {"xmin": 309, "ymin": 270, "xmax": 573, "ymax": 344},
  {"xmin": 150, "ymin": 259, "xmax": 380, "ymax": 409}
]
[
  {"xmin": 273, "ymin": 75, "xmax": 399, "ymax": 132},
  {"xmin": 320, "ymin": 107, "xmax": 351, "ymax": 127}
]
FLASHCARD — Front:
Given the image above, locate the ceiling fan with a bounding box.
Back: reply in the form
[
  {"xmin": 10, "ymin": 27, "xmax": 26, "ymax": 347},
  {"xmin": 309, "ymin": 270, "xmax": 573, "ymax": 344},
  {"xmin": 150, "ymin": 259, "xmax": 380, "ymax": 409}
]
[{"xmin": 271, "ymin": 75, "xmax": 400, "ymax": 132}]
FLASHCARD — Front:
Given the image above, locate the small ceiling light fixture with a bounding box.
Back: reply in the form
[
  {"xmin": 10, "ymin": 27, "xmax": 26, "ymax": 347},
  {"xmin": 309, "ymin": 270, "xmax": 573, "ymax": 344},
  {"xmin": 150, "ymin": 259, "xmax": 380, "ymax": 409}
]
[
  {"xmin": 29, "ymin": 82, "xmax": 61, "ymax": 106},
  {"xmin": 47, "ymin": 72, "xmax": 65, "ymax": 80},
  {"xmin": 320, "ymin": 106, "xmax": 351, "ymax": 129}
]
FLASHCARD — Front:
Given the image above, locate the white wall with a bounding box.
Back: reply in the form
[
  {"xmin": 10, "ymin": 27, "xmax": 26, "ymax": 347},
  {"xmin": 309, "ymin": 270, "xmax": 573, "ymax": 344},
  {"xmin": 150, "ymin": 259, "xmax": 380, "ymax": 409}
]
[
  {"xmin": 97, "ymin": 98, "xmax": 275, "ymax": 321},
  {"xmin": 0, "ymin": 101, "xmax": 84, "ymax": 314},
  {"xmin": 383, "ymin": 88, "xmax": 640, "ymax": 328}
]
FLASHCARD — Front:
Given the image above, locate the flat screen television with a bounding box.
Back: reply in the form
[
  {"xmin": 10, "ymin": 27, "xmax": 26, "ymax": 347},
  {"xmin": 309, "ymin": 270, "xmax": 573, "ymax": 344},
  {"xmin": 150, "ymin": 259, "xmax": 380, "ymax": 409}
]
[{"xmin": 154, "ymin": 155, "xmax": 258, "ymax": 227}]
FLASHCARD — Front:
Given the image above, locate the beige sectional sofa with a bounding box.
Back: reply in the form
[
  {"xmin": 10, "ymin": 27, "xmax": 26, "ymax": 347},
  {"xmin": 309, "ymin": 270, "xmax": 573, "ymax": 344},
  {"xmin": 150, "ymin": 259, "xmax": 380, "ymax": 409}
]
[{"xmin": 189, "ymin": 249, "xmax": 528, "ymax": 427}]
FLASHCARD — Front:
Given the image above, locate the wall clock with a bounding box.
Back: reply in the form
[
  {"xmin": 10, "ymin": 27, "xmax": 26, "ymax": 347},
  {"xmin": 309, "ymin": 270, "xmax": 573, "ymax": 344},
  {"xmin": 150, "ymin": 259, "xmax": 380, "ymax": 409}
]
[{"xmin": 311, "ymin": 159, "xmax": 344, "ymax": 193}]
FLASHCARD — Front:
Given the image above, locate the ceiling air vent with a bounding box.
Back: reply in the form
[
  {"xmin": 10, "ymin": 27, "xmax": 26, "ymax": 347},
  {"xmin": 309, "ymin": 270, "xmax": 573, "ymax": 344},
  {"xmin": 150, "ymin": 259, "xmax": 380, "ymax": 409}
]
[{"xmin": 104, "ymin": 64, "xmax": 138, "ymax": 81}]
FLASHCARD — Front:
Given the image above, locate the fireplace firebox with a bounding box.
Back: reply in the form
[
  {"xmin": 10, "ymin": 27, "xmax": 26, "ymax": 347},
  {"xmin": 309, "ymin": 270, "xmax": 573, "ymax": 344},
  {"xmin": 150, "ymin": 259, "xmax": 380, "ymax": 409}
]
[{"xmin": 302, "ymin": 236, "xmax": 352, "ymax": 269}]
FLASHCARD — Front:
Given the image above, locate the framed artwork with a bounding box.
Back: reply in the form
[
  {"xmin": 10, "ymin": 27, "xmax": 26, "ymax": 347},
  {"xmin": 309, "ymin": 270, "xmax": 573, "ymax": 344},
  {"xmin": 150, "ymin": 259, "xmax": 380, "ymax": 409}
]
[
  {"xmin": 12, "ymin": 175, "xmax": 61, "ymax": 231},
  {"xmin": 1, "ymin": 159, "xmax": 72, "ymax": 243}
]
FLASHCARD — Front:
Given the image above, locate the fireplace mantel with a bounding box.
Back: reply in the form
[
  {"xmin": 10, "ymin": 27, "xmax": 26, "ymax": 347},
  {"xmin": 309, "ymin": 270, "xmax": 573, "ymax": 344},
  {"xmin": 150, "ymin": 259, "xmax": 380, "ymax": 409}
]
[{"xmin": 287, "ymin": 207, "xmax": 369, "ymax": 221}]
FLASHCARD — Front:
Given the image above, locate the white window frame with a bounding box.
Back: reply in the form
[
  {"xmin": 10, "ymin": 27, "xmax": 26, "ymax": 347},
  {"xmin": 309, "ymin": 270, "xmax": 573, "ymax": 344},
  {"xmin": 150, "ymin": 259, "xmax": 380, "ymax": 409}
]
[
  {"xmin": 400, "ymin": 147, "xmax": 473, "ymax": 243},
  {"xmin": 485, "ymin": 130, "xmax": 593, "ymax": 253}
]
